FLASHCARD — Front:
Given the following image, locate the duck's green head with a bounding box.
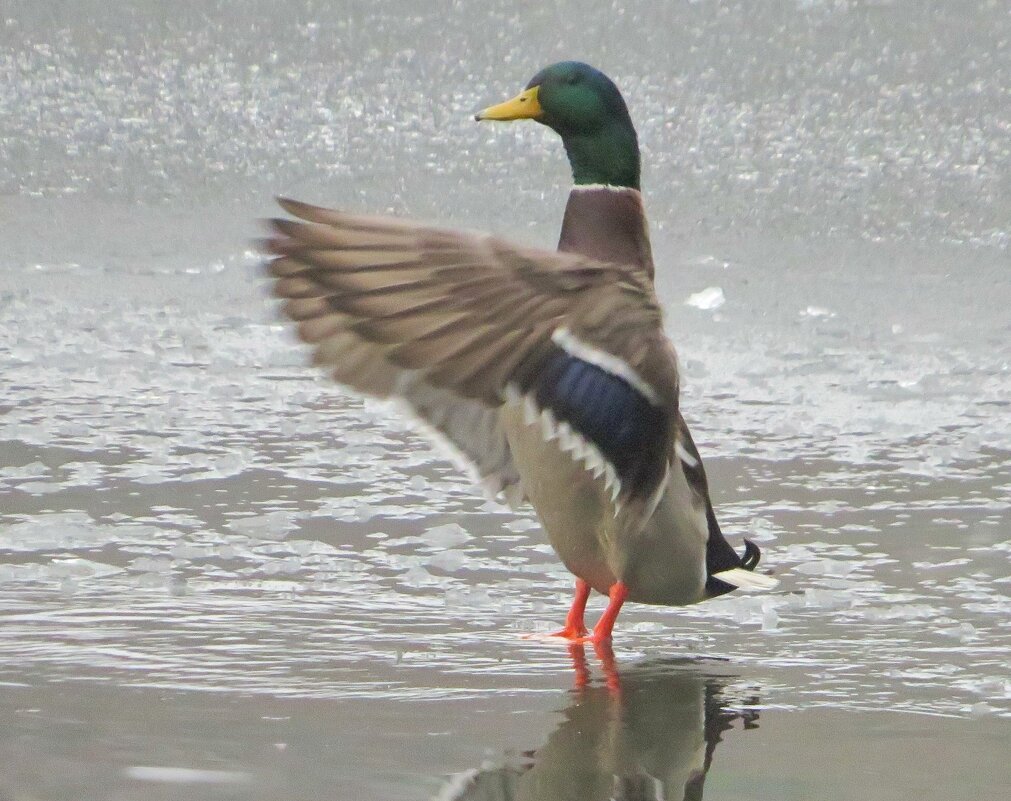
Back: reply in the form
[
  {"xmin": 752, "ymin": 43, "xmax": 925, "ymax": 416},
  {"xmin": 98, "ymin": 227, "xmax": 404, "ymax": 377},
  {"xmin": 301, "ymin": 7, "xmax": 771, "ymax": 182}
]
[{"xmin": 476, "ymin": 61, "xmax": 641, "ymax": 191}]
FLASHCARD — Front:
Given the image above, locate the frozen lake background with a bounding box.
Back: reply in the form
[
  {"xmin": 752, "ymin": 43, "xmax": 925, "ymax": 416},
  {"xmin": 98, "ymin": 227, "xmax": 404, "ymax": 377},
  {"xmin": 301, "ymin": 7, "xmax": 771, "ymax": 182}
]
[{"xmin": 1, "ymin": 1, "xmax": 1009, "ymax": 799}]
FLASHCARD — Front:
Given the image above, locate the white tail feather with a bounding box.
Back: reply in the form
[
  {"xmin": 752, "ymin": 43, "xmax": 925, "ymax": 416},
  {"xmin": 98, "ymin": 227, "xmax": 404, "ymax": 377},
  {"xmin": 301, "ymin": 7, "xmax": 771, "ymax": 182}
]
[
  {"xmin": 523, "ymin": 395, "xmax": 539, "ymax": 426},
  {"xmin": 557, "ymin": 421, "xmax": 576, "ymax": 452},
  {"xmin": 675, "ymin": 441, "xmax": 698, "ymax": 468},
  {"xmin": 539, "ymin": 408, "xmax": 557, "ymax": 442},
  {"xmin": 603, "ymin": 463, "xmax": 620, "ymax": 499},
  {"xmin": 510, "ymin": 389, "xmax": 629, "ymax": 515},
  {"xmin": 712, "ymin": 568, "xmax": 779, "ymax": 591},
  {"xmin": 584, "ymin": 447, "xmax": 605, "ymax": 476}
]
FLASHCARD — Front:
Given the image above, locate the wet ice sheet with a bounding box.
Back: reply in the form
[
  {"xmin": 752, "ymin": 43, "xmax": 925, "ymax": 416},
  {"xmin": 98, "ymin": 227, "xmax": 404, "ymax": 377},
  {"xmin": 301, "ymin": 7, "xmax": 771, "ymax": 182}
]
[
  {"xmin": 2, "ymin": 1, "xmax": 1011, "ymax": 799},
  {"xmin": 1, "ymin": 236, "xmax": 1008, "ymax": 718}
]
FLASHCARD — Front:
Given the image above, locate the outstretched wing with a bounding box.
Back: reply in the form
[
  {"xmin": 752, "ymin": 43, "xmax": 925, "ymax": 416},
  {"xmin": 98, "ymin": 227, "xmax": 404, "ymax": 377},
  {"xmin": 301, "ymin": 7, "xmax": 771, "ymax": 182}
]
[{"xmin": 261, "ymin": 198, "xmax": 680, "ymax": 509}]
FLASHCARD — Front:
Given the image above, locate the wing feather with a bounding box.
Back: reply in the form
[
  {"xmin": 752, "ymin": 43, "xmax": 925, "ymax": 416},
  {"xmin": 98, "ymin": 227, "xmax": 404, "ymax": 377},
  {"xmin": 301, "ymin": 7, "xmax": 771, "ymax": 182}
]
[{"xmin": 262, "ymin": 199, "xmax": 680, "ymax": 509}]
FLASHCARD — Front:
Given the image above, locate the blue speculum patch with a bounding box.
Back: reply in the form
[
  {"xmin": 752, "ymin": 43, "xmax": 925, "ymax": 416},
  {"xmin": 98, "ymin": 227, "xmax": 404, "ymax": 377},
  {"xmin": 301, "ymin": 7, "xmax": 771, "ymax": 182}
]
[{"xmin": 529, "ymin": 349, "xmax": 667, "ymax": 490}]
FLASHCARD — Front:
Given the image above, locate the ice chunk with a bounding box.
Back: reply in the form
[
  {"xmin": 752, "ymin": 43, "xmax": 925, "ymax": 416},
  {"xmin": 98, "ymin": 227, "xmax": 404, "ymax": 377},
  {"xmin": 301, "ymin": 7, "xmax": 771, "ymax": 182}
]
[
  {"xmin": 0, "ymin": 512, "xmax": 100, "ymax": 551},
  {"xmin": 504, "ymin": 517, "xmax": 540, "ymax": 533},
  {"xmin": 684, "ymin": 254, "xmax": 730, "ymax": 269},
  {"xmin": 803, "ymin": 588, "xmax": 852, "ymax": 610},
  {"xmin": 444, "ymin": 586, "xmax": 494, "ymax": 608},
  {"xmin": 423, "ymin": 523, "xmax": 471, "ymax": 548},
  {"xmin": 14, "ymin": 481, "xmax": 62, "ymax": 495},
  {"xmin": 685, "ymin": 286, "xmax": 725, "ymax": 310},
  {"xmin": 0, "ymin": 563, "xmax": 54, "ymax": 582},
  {"xmin": 48, "ymin": 558, "xmax": 122, "ymax": 579},
  {"xmin": 630, "ymin": 621, "xmax": 665, "ymax": 633},
  {"xmin": 354, "ymin": 503, "xmax": 376, "ymax": 522},
  {"xmin": 400, "ymin": 565, "xmax": 437, "ymax": 587},
  {"xmin": 0, "ymin": 461, "xmax": 49, "ymax": 479},
  {"xmin": 123, "ymin": 766, "xmax": 251, "ymax": 785},
  {"xmin": 205, "ymin": 452, "xmax": 247, "ymax": 478},
  {"xmin": 263, "ymin": 558, "xmax": 302, "ymax": 575},
  {"xmin": 793, "ymin": 559, "xmax": 854, "ymax": 576},
  {"xmin": 859, "ymin": 604, "xmax": 937, "ymax": 622},
  {"xmin": 762, "ymin": 602, "xmax": 780, "ymax": 631},
  {"xmin": 288, "ymin": 540, "xmax": 314, "ymax": 556},
  {"xmin": 938, "ymin": 622, "xmax": 977, "ymax": 642},
  {"xmin": 227, "ymin": 510, "xmax": 297, "ymax": 541},
  {"xmin": 130, "ymin": 556, "xmax": 173, "ymax": 573},
  {"xmin": 800, "ymin": 306, "xmax": 835, "ymax": 318},
  {"xmin": 428, "ymin": 550, "xmax": 467, "ymax": 572},
  {"xmin": 169, "ymin": 543, "xmax": 206, "ymax": 560},
  {"xmin": 747, "ymin": 517, "xmax": 778, "ymax": 542}
]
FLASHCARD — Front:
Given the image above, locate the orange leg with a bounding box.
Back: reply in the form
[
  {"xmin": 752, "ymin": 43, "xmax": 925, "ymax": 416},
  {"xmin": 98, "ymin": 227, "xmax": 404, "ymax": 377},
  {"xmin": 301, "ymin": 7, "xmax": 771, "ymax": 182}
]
[
  {"xmin": 549, "ymin": 578, "xmax": 591, "ymax": 640},
  {"xmin": 590, "ymin": 581, "xmax": 628, "ymax": 644}
]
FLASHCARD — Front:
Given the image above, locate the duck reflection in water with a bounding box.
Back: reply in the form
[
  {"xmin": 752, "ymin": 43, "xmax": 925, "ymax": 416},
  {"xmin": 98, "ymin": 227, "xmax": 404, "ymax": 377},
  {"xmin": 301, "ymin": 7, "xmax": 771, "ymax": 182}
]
[{"xmin": 439, "ymin": 643, "xmax": 759, "ymax": 801}]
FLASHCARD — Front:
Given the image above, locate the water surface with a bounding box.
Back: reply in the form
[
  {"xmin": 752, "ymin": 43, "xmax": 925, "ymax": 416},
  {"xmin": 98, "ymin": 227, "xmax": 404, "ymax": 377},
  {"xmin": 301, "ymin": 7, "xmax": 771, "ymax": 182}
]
[{"xmin": 1, "ymin": 2, "xmax": 1009, "ymax": 799}]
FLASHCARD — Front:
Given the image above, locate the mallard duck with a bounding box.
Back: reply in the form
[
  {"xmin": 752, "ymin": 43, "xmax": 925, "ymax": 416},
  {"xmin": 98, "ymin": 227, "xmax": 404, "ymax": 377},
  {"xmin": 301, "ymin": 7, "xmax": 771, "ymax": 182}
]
[{"xmin": 262, "ymin": 61, "xmax": 776, "ymax": 644}]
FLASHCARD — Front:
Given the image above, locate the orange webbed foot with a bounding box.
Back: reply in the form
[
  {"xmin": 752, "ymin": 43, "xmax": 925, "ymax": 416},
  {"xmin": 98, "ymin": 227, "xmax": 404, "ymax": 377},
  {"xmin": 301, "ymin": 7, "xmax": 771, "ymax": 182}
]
[{"xmin": 547, "ymin": 623, "xmax": 589, "ymax": 640}]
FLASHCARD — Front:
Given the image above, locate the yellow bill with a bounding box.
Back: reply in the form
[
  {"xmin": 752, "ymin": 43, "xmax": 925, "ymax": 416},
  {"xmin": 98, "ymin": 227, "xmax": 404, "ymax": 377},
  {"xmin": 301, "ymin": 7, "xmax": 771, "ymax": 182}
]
[{"xmin": 474, "ymin": 86, "xmax": 542, "ymax": 121}]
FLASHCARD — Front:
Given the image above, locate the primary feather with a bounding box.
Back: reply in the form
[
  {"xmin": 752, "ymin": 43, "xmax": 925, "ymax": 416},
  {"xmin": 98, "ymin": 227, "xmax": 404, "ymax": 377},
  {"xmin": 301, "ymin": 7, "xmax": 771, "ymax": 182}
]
[{"xmin": 263, "ymin": 197, "xmax": 681, "ymax": 526}]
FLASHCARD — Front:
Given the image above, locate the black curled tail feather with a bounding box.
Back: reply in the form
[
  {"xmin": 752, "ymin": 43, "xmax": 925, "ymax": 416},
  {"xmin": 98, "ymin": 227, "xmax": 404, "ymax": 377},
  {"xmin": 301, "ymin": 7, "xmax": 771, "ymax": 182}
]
[
  {"xmin": 740, "ymin": 539, "xmax": 761, "ymax": 571},
  {"xmin": 704, "ymin": 508, "xmax": 762, "ymax": 597}
]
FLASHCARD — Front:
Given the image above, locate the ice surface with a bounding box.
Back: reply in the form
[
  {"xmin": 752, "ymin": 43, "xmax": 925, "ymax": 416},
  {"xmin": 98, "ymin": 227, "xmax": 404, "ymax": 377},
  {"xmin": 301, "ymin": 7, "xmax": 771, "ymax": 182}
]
[{"xmin": 0, "ymin": 0, "xmax": 1008, "ymax": 741}]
